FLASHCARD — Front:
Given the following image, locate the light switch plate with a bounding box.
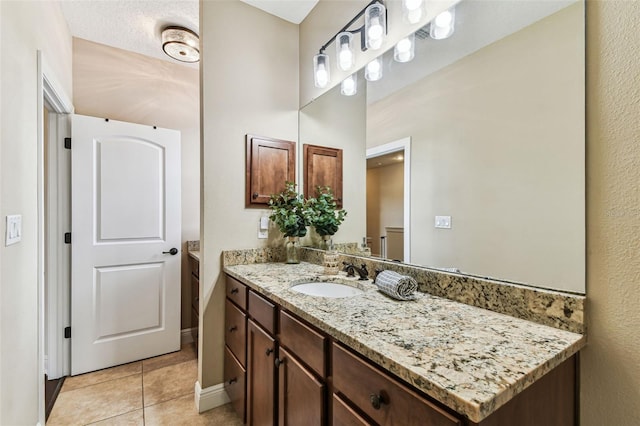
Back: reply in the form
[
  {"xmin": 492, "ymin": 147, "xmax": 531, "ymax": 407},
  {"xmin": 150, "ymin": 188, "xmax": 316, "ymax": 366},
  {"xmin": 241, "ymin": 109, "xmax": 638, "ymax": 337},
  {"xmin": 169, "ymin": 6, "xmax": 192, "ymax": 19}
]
[
  {"xmin": 435, "ymin": 215, "xmax": 451, "ymax": 229},
  {"xmin": 6, "ymin": 214, "xmax": 22, "ymax": 246},
  {"xmin": 258, "ymin": 216, "xmax": 269, "ymax": 239}
]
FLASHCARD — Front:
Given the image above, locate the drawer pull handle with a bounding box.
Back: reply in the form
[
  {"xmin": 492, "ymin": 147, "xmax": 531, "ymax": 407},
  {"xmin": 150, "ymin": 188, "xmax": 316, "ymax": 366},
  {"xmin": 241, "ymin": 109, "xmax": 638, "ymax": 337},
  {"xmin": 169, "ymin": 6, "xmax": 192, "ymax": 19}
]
[
  {"xmin": 228, "ymin": 377, "xmax": 237, "ymax": 385},
  {"xmin": 230, "ymin": 288, "xmax": 239, "ymax": 294},
  {"xmin": 369, "ymin": 393, "xmax": 388, "ymax": 410},
  {"xmin": 265, "ymin": 348, "xmax": 274, "ymax": 356},
  {"xmin": 275, "ymin": 358, "xmax": 285, "ymax": 367},
  {"xmin": 228, "ymin": 326, "xmax": 237, "ymax": 332}
]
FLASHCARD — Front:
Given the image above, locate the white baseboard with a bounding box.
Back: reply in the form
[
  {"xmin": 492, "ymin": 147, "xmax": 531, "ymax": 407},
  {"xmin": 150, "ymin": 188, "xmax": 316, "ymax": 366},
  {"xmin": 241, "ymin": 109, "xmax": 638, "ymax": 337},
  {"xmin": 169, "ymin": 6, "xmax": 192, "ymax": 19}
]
[
  {"xmin": 181, "ymin": 328, "xmax": 195, "ymax": 345},
  {"xmin": 194, "ymin": 381, "xmax": 230, "ymax": 413}
]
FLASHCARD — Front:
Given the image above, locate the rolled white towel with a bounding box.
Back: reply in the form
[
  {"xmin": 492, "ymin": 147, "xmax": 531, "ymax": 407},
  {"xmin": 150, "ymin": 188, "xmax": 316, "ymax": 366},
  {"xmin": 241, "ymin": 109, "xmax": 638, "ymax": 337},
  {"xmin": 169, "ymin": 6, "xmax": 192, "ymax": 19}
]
[{"xmin": 374, "ymin": 270, "xmax": 418, "ymax": 301}]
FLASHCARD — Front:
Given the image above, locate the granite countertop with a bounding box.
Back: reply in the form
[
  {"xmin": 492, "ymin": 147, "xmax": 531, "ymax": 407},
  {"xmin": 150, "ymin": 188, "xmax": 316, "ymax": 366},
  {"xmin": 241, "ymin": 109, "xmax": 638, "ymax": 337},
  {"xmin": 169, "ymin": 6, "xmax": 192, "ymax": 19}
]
[
  {"xmin": 224, "ymin": 262, "xmax": 586, "ymax": 423},
  {"xmin": 188, "ymin": 250, "xmax": 200, "ymax": 261}
]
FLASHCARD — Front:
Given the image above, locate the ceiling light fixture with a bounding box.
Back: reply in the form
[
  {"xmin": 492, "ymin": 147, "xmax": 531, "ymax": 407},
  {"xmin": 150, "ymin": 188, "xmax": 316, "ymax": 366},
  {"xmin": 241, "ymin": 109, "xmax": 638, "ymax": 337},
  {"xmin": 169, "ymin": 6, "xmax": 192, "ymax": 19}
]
[
  {"xmin": 162, "ymin": 26, "xmax": 200, "ymax": 63},
  {"xmin": 313, "ymin": 0, "xmax": 387, "ymax": 88},
  {"xmin": 429, "ymin": 8, "xmax": 456, "ymax": 40}
]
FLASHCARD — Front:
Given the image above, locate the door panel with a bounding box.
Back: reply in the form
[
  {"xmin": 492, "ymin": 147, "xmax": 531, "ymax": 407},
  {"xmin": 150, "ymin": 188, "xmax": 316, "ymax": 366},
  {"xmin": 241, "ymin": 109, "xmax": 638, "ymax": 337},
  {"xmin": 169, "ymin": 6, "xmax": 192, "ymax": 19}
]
[{"xmin": 71, "ymin": 115, "xmax": 181, "ymax": 375}]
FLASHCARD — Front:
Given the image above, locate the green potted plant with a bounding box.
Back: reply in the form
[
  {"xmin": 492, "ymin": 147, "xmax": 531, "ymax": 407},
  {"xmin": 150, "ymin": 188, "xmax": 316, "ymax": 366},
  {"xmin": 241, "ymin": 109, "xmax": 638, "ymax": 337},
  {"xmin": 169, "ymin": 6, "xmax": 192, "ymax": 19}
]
[
  {"xmin": 268, "ymin": 182, "xmax": 311, "ymax": 263},
  {"xmin": 308, "ymin": 186, "xmax": 347, "ymax": 250}
]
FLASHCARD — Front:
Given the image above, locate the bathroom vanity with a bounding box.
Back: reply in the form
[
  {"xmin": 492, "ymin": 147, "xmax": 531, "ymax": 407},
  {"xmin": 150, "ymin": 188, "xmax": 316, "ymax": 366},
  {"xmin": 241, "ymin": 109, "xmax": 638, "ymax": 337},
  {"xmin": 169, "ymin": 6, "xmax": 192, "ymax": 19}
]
[{"xmin": 222, "ymin": 259, "xmax": 584, "ymax": 425}]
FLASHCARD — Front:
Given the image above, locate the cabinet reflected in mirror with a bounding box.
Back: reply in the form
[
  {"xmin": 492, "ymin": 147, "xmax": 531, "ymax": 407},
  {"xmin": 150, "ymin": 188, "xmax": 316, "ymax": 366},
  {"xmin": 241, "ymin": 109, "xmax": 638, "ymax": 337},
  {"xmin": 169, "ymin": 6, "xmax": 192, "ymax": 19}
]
[{"xmin": 299, "ymin": 0, "xmax": 585, "ymax": 294}]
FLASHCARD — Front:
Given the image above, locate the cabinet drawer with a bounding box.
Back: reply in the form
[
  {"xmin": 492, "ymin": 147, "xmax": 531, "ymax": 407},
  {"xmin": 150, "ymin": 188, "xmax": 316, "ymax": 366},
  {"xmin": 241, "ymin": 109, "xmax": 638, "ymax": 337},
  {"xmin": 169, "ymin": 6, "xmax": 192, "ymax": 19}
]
[
  {"xmin": 332, "ymin": 343, "xmax": 461, "ymax": 426},
  {"xmin": 279, "ymin": 310, "xmax": 326, "ymax": 378},
  {"xmin": 189, "ymin": 256, "xmax": 199, "ymax": 279},
  {"xmin": 224, "ymin": 346, "xmax": 246, "ymax": 423},
  {"xmin": 248, "ymin": 290, "xmax": 276, "ymax": 335},
  {"xmin": 225, "ymin": 299, "xmax": 247, "ymax": 367},
  {"xmin": 191, "ymin": 274, "xmax": 199, "ymax": 314},
  {"xmin": 226, "ymin": 275, "xmax": 247, "ymax": 310},
  {"xmin": 332, "ymin": 393, "xmax": 370, "ymax": 426}
]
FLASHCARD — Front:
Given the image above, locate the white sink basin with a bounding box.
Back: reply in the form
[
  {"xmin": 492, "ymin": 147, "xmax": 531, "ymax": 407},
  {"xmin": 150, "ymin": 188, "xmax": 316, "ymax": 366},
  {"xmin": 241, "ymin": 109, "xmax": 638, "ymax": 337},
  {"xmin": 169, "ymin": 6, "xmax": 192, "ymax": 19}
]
[{"xmin": 290, "ymin": 281, "xmax": 364, "ymax": 298}]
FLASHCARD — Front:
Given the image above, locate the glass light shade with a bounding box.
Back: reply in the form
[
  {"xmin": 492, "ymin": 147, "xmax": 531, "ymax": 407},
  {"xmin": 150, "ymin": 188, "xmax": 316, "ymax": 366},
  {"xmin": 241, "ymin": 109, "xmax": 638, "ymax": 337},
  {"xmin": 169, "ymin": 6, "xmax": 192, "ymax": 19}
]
[
  {"xmin": 336, "ymin": 32, "xmax": 355, "ymax": 71},
  {"xmin": 402, "ymin": 0, "xmax": 425, "ymax": 24},
  {"xmin": 394, "ymin": 34, "xmax": 415, "ymax": 63},
  {"xmin": 341, "ymin": 74, "xmax": 357, "ymax": 96},
  {"xmin": 365, "ymin": 3, "xmax": 386, "ymax": 50},
  {"xmin": 429, "ymin": 7, "xmax": 456, "ymax": 40},
  {"xmin": 161, "ymin": 26, "xmax": 199, "ymax": 63},
  {"xmin": 365, "ymin": 57, "xmax": 383, "ymax": 81},
  {"xmin": 313, "ymin": 53, "xmax": 330, "ymax": 88}
]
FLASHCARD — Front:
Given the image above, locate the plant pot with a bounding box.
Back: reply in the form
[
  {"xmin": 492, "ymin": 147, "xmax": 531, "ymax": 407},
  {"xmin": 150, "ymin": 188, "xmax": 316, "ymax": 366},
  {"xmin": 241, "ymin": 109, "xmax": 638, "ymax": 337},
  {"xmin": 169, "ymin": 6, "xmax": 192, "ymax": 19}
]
[
  {"xmin": 285, "ymin": 236, "xmax": 300, "ymax": 264},
  {"xmin": 320, "ymin": 235, "xmax": 333, "ymax": 250}
]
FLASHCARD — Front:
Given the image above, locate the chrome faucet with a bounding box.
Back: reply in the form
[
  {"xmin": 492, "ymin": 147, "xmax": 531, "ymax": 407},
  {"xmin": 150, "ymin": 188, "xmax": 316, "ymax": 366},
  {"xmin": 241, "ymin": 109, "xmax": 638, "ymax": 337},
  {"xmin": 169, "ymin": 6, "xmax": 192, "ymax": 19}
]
[{"xmin": 342, "ymin": 262, "xmax": 369, "ymax": 280}]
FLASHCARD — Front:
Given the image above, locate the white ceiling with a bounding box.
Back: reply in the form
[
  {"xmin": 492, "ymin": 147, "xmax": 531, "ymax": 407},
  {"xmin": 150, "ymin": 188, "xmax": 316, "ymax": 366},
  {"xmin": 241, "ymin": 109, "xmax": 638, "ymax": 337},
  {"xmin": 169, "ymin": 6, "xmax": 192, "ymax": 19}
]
[{"xmin": 60, "ymin": 0, "xmax": 318, "ymax": 67}]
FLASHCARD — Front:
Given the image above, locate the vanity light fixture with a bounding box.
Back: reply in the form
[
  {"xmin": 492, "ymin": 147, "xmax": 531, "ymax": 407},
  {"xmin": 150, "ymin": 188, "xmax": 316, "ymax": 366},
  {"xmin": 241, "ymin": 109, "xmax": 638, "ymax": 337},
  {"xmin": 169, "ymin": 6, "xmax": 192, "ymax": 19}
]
[
  {"xmin": 336, "ymin": 32, "xmax": 355, "ymax": 71},
  {"xmin": 313, "ymin": 0, "xmax": 387, "ymax": 88},
  {"xmin": 394, "ymin": 34, "xmax": 415, "ymax": 63},
  {"xmin": 402, "ymin": 0, "xmax": 425, "ymax": 24},
  {"xmin": 365, "ymin": 57, "xmax": 383, "ymax": 81},
  {"xmin": 429, "ymin": 7, "xmax": 456, "ymax": 40},
  {"xmin": 341, "ymin": 74, "xmax": 358, "ymax": 96},
  {"xmin": 161, "ymin": 26, "xmax": 199, "ymax": 63},
  {"xmin": 313, "ymin": 53, "xmax": 331, "ymax": 88}
]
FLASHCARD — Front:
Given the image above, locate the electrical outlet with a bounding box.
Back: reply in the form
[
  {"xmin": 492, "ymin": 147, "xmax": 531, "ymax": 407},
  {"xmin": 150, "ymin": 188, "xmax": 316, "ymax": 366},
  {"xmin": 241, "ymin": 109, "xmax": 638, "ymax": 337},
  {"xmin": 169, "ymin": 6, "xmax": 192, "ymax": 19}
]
[
  {"xmin": 5, "ymin": 215, "xmax": 22, "ymax": 246},
  {"xmin": 435, "ymin": 215, "xmax": 451, "ymax": 229}
]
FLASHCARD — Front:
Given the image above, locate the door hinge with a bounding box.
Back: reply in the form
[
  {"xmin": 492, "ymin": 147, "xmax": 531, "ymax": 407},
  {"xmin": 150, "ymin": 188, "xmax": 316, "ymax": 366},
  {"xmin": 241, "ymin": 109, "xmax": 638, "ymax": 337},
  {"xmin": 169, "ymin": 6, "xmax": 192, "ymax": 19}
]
[
  {"xmin": 64, "ymin": 137, "xmax": 71, "ymax": 149},
  {"xmin": 64, "ymin": 326, "xmax": 71, "ymax": 339},
  {"xmin": 64, "ymin": 232, "xmax": 71, "ymax": 244}
]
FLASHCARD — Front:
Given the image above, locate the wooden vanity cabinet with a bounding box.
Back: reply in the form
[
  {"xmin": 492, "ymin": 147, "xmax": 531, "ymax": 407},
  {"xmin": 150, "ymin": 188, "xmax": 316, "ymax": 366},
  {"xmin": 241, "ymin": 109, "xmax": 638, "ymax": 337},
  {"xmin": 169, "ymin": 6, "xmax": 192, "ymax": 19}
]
[
  {"xmin": 224, "ymin": 276, "xmax": 248, "ymax": 423},
  {"xmin": 247, "ymin": 318, "xmax": 277, "ymax": 426},
  {"xmin": 189, "ymin": 256, "xmax": 199, "ymax": 348}
]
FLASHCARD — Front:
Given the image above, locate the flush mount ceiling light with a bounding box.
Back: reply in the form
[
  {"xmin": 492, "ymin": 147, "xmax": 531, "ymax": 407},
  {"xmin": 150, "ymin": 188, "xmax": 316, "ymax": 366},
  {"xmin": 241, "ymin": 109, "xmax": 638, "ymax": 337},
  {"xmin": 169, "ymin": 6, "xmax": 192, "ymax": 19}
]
[{"xmin": 162, "ymin": 26, "xmax": 199, "ymax": 63}]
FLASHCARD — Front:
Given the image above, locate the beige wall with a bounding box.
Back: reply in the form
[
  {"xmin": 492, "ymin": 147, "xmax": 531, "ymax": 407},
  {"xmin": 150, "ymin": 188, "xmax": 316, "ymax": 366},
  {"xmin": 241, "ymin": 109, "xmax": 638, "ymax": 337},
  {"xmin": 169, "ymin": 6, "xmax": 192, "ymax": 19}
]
[
  {"xmin": 200, "ymin": 0, "xmax": 299, "ymax": 387},
  {"xmin": 299, "ymin": 80, "xmax": 367, "ymax": 247},
  {"xmin": 366, "ymin": 162, "xmax": 404, "ymax": 256},
  {"xmin": 582, "ymin": 1, "xmax": 640, "ymax": 424},
  {"xmin": 72, "ymin": 38, "xmax": 200, "ymax": 330},
  {"xmin": 367, "ymin": 5, "xmax": 585, "ymax": 293},
  {"xmin": 0, "ymin": 1, "xmax": 73, "ymax": 423}
]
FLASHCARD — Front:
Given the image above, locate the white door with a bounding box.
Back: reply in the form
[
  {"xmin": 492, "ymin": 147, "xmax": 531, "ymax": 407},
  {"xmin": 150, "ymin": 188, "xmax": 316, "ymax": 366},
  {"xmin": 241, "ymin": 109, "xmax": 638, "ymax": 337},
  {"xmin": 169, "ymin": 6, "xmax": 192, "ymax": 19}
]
[{"xmin": 71, "ymin": 115, "xmax": 181, "ymax": 375}]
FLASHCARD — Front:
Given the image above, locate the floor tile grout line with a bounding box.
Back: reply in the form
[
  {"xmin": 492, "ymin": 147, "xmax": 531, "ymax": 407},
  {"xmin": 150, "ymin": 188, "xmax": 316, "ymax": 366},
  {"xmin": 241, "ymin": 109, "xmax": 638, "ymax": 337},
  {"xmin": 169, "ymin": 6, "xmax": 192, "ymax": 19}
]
[{"xmin": 81, "ymin": 407, "xmax": 142, "ymax": 426}]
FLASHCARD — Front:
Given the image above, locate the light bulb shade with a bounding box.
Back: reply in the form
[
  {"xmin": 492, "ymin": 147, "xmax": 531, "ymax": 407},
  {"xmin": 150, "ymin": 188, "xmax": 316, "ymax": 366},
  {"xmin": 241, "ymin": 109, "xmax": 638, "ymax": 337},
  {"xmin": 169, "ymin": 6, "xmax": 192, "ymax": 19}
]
[
  {"xmin": 429, "ymin": 7, "xmax": 456, "ymax": 40},
  {"xmin": 402, "ymin": 0, "xmax": 425, "ymax": 24},
  {"xmin": 365, "ymin": 3, "xmax": 386, "ymax": 51},
  {"xmin": 162, "ymin": 26, "xmax": 199, "ymax": 63},
  {"xmin": 341, "ymin": 74, "xmax": 357, "ymax": 96},
  {"xmin": 336, "ymin": 32, "xmax": 355, "ymax": 71},
  {"xmin": 313, "ymin": 53, "xmax": 331, "ymax": 88},
  {"xmin": 394, "ymin": 34, "xmax": 415, "ymax": 63},
  {"xmin": 365, "ymin": 57, "xmax": 383, "ymax": 81}
]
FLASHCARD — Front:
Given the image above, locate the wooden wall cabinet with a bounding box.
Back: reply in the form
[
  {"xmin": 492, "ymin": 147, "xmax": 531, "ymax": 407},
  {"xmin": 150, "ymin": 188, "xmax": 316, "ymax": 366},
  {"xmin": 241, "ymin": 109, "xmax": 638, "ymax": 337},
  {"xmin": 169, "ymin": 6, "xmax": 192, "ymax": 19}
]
[
  {"xmin": 246, "ymin": 135, "xmax": 296, "ymax": 207},
  {"xmin": 303, "ymin": 144, "xmax": 343, "ymax": 208}
]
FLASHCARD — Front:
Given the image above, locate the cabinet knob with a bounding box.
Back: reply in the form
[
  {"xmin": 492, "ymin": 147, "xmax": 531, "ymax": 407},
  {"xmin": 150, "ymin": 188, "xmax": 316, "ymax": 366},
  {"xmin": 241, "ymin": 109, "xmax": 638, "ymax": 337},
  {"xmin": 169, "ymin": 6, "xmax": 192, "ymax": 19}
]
[
  {"xmin": 265, "ymin": 348, "xmax": 274, "ymax": 356},
  {"xmin": 369, "ymin": 392, "xmax": 388, "ymax": 410},
  {"xmin": 228, "ymin": 325, "xmax": 237, "ymax": 332},
  {"xmin": 275, "ymin": 358, "xmax": 285, "ymax": 367},
  {"xmin": 252, "ymin": 192, "xmax": 259, "ymax": 199},
  {"xmin": 230, "ymin": 288, "xmax": 239, "ymax": 294},
  {"xmin": 228, "ymin": 377, "xmax": 237, "ymax": 385}
]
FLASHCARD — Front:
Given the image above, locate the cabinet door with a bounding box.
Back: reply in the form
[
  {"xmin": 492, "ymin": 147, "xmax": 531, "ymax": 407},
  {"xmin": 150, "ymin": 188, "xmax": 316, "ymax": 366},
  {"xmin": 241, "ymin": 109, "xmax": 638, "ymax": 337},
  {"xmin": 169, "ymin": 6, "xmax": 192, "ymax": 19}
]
[
  {"xmin": 246, "ymin": 135, "xmax": 296, "ymax": 207},
  {"xmin": 303, "ymin": 144, "xmax": 343, "ymax": 208},
  {"xmin": 277, "ymin": 347, "xmax": 325, "ymax": 426},
  {"xmin": 332, "ymin": 393, "xmax": 370, "ymax": 426},
  {"xmin": 247, "ymin": 319, "xmax": 276, "ymax": 426}
]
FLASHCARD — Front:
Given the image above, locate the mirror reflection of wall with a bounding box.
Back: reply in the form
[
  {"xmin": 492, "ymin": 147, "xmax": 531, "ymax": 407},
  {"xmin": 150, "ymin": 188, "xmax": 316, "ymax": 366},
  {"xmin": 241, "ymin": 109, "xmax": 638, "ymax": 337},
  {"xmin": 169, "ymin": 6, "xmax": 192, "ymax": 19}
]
[{"xmin": 299, "ymin": 0, "xmax": 585, "ymax": 294}]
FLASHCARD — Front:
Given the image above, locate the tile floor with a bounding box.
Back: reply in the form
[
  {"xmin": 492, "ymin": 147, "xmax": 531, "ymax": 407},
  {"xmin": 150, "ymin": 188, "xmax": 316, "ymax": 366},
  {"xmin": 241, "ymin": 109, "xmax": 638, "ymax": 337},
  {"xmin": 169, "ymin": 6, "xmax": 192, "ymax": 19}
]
[{"xmin": 47, "ymin": 343, "xmax": 244, "ymax": 425}]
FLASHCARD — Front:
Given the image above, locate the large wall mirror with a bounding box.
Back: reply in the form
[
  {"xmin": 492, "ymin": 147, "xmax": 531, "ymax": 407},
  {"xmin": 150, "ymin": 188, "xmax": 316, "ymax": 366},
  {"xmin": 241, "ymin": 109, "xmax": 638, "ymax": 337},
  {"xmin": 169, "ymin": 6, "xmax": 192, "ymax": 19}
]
[{"xmin": 299, "ymin": 0, "xmax": 585, "ymax": 294}]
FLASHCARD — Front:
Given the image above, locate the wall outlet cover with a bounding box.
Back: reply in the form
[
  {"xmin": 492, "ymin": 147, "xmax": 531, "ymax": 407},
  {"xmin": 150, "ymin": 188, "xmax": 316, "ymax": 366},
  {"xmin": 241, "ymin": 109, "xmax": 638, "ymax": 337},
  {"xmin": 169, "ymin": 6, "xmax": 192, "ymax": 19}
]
[
  {"xmin": 5, "ymin": 214, "xmax": 22, "ymax": 246},
  {"xmin": 435, "ymin": 215, "xmax": 451, "ymax": 229}
]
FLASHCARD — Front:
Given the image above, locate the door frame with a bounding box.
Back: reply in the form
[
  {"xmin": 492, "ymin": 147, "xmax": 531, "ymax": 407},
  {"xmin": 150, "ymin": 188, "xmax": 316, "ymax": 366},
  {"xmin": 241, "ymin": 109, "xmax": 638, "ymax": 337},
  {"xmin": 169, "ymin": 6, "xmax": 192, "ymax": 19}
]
[
  {"xmin": 366, "ymin": 137, "xmax": 411, "ymax": 263},
  {"xmin": 37, "ymin": 50, "xmax": 73, "ymax": 425}
]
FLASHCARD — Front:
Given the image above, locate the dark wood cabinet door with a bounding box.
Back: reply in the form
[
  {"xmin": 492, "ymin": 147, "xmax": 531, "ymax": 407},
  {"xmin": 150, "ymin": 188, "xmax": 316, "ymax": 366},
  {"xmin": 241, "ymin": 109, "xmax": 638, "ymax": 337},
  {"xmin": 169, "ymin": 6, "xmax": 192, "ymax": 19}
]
[
  {"xmin": 247, "ymin": 319, "xmax": 276, "ymax": 426},
  {"xmin": 224, "ymin": 346, "xmax": 246, "ymax": 423},
  {"xmin": 332, "ymin": 393, "xmax": 370, "ymax": 426},
  {"xmin": 277, "ymin": 347, "xmax": 325, "ymax": 426},
  {"xmin": 304, "ymin": 144, "xmax": 343, "ymax": 208},
  {"xmin": 246, "ymin": 135, "xmax": 296, "ymax": 207}
]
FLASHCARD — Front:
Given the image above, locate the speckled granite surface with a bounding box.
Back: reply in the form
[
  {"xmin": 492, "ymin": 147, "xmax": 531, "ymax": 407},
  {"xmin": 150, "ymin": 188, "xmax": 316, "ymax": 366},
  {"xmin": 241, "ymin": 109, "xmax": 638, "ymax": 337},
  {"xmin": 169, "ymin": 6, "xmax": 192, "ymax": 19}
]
[
  {"xmin": 223, "ymin": 247, "xmax": 585, "ymax": 334},
  {"xmin": 223, "ymin": 261, "xmax": 585, "ymax": 423}
]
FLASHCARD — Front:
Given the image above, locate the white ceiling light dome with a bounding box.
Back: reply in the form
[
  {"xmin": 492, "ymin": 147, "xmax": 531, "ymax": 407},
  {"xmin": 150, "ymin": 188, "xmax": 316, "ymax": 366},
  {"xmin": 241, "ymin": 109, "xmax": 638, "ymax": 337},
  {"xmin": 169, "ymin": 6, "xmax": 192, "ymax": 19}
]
[{"xmin": 161, "ymin": 26, "xmax": 200, "ymax": 63}]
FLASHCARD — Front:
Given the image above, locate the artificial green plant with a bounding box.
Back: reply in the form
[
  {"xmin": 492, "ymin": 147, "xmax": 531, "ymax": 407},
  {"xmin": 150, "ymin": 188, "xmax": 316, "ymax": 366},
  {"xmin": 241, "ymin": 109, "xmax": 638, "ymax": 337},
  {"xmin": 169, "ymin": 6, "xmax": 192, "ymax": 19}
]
[
  {"xmin": 268, "ymin": 182, "xmax": 311, "ymax": 238},
  {"xmin": 307, "ymin": 186, "xmax": 347, "ymax": 237}
]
